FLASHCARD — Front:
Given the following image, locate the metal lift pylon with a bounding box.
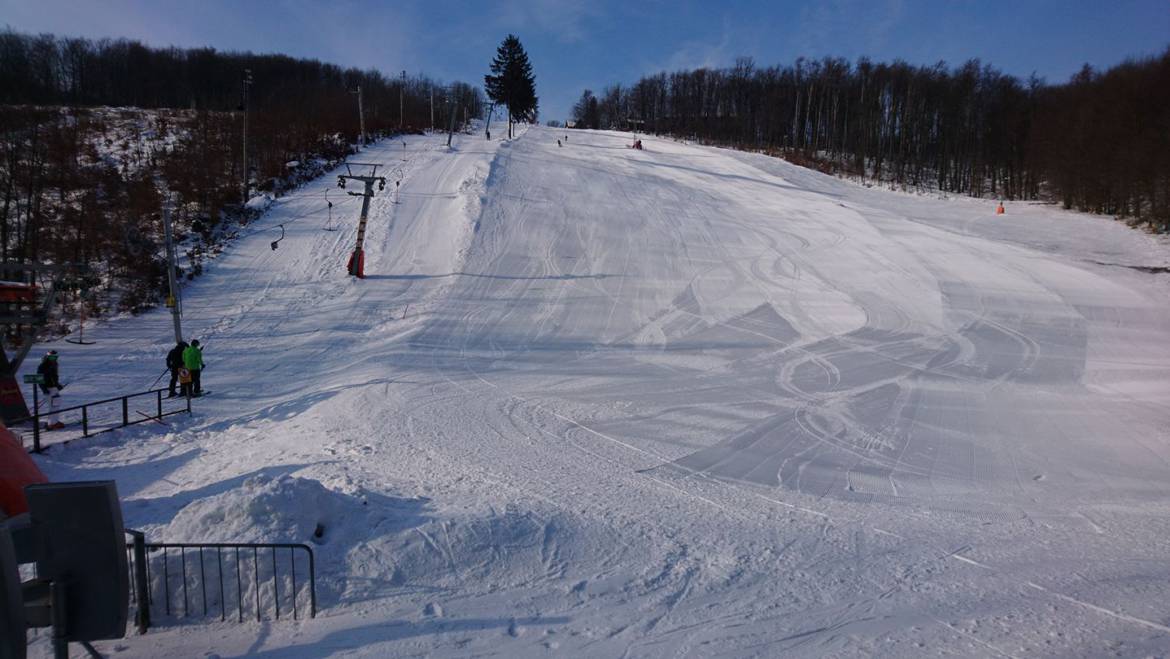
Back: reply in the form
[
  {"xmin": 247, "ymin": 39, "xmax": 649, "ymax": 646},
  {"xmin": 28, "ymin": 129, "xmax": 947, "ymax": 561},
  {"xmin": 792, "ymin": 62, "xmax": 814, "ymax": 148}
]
[{"xmin": 336, "ymin": 163, "xmax": 387, "ymax": 278}]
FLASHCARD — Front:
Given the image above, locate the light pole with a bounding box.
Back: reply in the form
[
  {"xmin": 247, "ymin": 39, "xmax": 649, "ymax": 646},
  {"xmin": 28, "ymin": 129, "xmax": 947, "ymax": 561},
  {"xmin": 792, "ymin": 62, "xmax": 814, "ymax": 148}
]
[
  {"xmin": 446, "ymin": 87, "xmax": 456, "ymax": 147},
  {"xmin": 241, "ymin": 68, "xmax": 253, "ymax": 204},
  {"xmin": 162, "ymin": 205, "xmax": 182, "ymax": 344},
  {"xmin": 351, "ymin": 85, "xmax": 366, "ymax": 147}
]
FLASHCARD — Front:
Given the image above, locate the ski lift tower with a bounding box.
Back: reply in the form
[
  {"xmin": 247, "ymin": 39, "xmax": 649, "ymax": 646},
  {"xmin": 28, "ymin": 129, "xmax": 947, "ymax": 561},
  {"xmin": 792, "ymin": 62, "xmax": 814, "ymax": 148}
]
[
  {"xmin": 336, "ymin": 163, "xmax": 386, "ymax": 278},
  {"xmin": 0, "ymin": 262, "xmax": 89, "ymax": 424}
]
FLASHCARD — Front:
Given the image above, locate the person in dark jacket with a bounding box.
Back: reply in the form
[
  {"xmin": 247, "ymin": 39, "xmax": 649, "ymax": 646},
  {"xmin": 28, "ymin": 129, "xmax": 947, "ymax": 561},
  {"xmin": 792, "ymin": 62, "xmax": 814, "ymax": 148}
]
[
  {"xmin": 36, "ymin": 350, "xmax": 60, "ymax": 394},
  {"xmin": 37, "ymin": 351, "xmax": 64, "ymax": 429},
  {"xmin": 182, "ymin": 339, "xmax": 204, "ymax": 397},
  {"xmin": 166, "ymin": 341, "xmax": 188, "ymax": 398}
]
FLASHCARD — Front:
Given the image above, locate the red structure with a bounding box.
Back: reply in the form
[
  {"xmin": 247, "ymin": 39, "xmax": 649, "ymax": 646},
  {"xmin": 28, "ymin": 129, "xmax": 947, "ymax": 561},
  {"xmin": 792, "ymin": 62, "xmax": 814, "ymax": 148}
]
[
  {"xmin": 0, "ymin": 420, "xmax": 48, "ymax": 515},
  {"xmin": 347, "ymin": 250, "xmax": 366, "ymax": 278},
  {"xmin": 0, "ymin": 282, "xmax": 36, "ymax": 304}
]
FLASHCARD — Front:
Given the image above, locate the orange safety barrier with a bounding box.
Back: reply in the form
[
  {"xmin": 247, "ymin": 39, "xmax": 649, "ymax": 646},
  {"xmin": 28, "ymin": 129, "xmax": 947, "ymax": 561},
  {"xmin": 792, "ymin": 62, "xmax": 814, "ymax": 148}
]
[{"xmin": 0, "ymin": 420, "xmax": 47, "ymax": 516}]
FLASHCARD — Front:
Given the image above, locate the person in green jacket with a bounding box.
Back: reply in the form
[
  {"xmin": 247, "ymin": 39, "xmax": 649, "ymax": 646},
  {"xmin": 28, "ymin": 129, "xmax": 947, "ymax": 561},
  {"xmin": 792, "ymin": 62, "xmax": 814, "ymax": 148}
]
[{"xmin": 182, "ymin": 339, "xmax": 204, "ymax": 397}]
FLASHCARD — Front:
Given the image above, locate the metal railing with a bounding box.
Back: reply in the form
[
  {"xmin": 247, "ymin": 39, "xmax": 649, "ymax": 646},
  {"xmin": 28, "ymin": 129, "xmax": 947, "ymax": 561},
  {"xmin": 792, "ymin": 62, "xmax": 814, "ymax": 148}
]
[
  {"xmin": 125, "ymin": 533, "xmax": 316, "ymax": 629},
  {"xmin": 22, "ymin": 387, "xmax": 191, "ymax": 452}
]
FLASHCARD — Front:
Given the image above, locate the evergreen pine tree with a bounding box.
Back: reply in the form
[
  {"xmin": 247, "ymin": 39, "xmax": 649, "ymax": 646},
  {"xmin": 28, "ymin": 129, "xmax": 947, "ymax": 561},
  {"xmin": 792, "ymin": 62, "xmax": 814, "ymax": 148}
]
[{"xmin": 485, "ymin": 34, "xmax": 538, "ymax": 139}]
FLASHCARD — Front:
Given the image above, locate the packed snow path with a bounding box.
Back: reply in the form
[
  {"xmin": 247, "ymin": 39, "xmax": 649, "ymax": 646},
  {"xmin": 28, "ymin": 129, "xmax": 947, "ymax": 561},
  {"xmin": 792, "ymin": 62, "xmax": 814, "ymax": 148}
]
[{"xmin": 29, "ymin": 126, "xmax": 1170, "ymax": 657}]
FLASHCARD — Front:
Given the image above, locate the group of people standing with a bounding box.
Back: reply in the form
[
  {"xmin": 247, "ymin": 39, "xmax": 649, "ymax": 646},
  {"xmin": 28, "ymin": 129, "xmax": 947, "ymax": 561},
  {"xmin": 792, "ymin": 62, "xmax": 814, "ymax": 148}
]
[
  {"xmin": 30, "ymin": 339, "xmax": 205, "ymax": 431},
  {"xmin": 166, "ymin": 339, "xmax": 205, "ymax": 397}
]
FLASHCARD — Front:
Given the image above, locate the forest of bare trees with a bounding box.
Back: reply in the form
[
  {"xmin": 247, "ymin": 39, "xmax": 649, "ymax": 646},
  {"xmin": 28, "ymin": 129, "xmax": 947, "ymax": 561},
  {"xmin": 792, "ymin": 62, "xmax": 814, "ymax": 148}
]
[
  {"xmin": 0, "ymin": 30, "xmax": 484, "ymax": 322},
  {"xmin": 573, "ymin": 51, "xmax": 1170, "ymax": 232}
]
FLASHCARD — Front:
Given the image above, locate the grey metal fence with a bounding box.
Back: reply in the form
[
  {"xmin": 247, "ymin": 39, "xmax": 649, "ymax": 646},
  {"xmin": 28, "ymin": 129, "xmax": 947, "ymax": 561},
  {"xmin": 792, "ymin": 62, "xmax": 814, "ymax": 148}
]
[
  {"xmin": 125, "ymin": 533, "xmax": 316, "ymax": 630},
  {"xmin": 21, "ymin": 387, "xmax": 191, "ymax": 452}
]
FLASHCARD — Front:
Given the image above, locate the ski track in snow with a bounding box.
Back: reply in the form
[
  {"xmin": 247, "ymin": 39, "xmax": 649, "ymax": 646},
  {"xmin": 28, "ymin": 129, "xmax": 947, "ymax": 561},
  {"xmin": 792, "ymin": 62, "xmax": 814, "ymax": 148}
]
[{"xmin": 22, "ymin": 125, "xmax": 1170, "ymax": 658}]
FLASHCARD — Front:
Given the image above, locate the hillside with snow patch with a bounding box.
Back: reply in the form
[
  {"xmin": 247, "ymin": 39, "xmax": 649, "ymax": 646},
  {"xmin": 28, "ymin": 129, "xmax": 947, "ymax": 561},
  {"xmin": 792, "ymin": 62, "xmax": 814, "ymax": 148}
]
[{"xmin": 24, "ymin": 123, "xmax": 1170, "ymax": 657}]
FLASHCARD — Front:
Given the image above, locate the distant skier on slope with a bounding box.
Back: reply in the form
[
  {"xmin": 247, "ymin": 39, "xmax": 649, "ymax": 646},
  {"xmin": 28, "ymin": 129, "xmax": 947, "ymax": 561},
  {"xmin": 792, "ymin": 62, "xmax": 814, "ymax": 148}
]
[
  {"xmin": 37, "ymin": 350, "xmax": 64, "ymax": 430},
  {"xmin": 182, "ymin": 340, "xmax": 204, "ymax": 397},
  {"xmin": 166, "ymin": 340, "xmax": 188, "ymax": 398}
]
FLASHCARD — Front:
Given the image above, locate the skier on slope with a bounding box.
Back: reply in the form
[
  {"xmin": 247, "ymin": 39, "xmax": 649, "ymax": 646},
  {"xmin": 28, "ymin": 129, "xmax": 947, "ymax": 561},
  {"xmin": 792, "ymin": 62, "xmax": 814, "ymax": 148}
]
[
  {"xmin": 182, "ymin": 339, "xmax": 204, "ymax": 397},
  {"xmin": 37, "ymin": 350, "xmax": 64, "ymax": 430},
  {"xmin": 166, "ymin": 340, "xmax": 188, "ymax": 398}
]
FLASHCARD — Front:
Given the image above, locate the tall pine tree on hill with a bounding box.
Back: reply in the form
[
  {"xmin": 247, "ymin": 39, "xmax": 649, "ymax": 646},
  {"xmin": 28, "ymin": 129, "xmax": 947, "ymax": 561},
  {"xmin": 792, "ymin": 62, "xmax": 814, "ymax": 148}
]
[{"xmin": 485, "ymin": 34, "xmax": 538, "ymax": 139}]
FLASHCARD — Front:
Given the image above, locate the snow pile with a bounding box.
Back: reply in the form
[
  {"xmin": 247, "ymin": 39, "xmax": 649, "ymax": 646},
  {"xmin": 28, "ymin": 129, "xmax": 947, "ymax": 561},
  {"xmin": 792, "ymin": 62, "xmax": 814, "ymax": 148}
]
[
  {"xmin": 245, "ymin": 194, "xmax": 274, "ymax": 212},
  {"xmin": 165, "ymin": 474, "xmax": 357, "ymax": 545},
  {"xmin": 161, "ymin": 473, "xmax": 607, "ymax": 611}
]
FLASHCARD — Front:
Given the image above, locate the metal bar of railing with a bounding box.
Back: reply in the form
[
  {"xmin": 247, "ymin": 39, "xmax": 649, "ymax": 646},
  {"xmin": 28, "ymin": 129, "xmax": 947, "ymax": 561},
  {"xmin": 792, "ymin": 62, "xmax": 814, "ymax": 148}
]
[
  {"xmin": 32, "ymin": 400, "xmax": 41, "ymax": 452},
  {"xmin": 307, "ymin": 547, "xmax": 317, "ymax": 618},
  {"xmin": 125, "ymin": 546, "xmax": 134, "ymax": 604},
  {"xmin": 21, "ymin": 387, "xmax": 192, "ymax": 451},
  {"xmin": 128, "ymin": 530, "xmax": 150, "ymax": 633},
  {"xmin": 253, "ymin": 547, "xmax": 260, "ymax": 623},
  {"xmin": 180, "ymin": 549, "xmax": 188, "ymax": 616},
  {"xmin": 30, "ymin": 388, "xmax": 175, "ymax": 415},
  {"xmin": 199, "ymin": 548, "xmax": 207, "ymax": 616},
  {"xmin": 21, "ymin": 388, "xmax": 185, "ymax": 424},
  {"xmin": 235, "ymin": 547, "xmax": 243, "ymax": 623},
  {"xmin": 162, "ymin": 548, "xmax": 170, "ymax": 616},
  {"xmin": 290, "ymin": 548, "xmax": 297, "ymax": 620},
  {"xmin": 130, "ymin": 541, "xmax": 316, "ymax": 629},
  {"xmin": 217, "ymin": 548, "xmax": 225, "ymax": 622},
  {"xmin": 271, "ymin": 546, "xmax": 279, "ymax": 620}
]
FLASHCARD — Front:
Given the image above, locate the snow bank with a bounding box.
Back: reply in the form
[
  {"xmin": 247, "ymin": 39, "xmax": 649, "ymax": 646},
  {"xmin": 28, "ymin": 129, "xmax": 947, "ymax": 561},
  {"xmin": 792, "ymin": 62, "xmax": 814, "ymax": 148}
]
[
  {"xmin": 162, "ymin": 473, "xmax": 607, "ymax": 612},
  {"xmin": 165, "ymin": 474, "xmax": 364, "ymax": 545},
  {"xmin": 245, "ymin": 194, "xmax": 274, "ymax": 212}
]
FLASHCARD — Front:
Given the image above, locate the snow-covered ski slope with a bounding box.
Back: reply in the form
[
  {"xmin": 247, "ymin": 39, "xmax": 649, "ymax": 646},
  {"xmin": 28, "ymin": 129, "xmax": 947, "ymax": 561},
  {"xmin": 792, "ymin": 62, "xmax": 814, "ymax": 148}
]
[{"xmin": 28, "ymin": 126, "xmax": 1170, "ymax": 657}]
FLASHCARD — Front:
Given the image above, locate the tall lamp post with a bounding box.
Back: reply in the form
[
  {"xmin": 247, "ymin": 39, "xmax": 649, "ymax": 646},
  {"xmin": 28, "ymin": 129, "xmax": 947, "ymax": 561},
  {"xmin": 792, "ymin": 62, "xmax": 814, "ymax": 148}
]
[
  {"xmin": 351, "ymin": 86, "xmax": 366, "ymax": 147},
  {"xmin": 241, "ymin": 68, "xmax": 253, "ymax": 204}
]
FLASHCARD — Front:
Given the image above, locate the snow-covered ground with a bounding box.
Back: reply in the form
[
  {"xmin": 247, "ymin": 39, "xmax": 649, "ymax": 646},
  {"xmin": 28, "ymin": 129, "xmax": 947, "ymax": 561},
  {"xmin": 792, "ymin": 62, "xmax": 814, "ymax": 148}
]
[{"xmin": 23, "ymin": 125, "xmax": 1170, "ymax": 657}]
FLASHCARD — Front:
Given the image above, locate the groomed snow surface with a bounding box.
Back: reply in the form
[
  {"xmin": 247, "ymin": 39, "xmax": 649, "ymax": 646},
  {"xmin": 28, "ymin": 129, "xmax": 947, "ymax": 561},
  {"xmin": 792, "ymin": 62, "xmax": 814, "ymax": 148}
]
[{"xmin": 25, "ymin": 124, "xmax": 1170, "ymax": 657}]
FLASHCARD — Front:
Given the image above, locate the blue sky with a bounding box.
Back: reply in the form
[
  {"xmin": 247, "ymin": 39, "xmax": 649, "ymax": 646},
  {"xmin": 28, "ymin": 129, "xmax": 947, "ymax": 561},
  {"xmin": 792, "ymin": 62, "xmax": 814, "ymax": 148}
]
[{"xmin": 2, "ymin": 0, "xmax": 1167, "ymax": 122}]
